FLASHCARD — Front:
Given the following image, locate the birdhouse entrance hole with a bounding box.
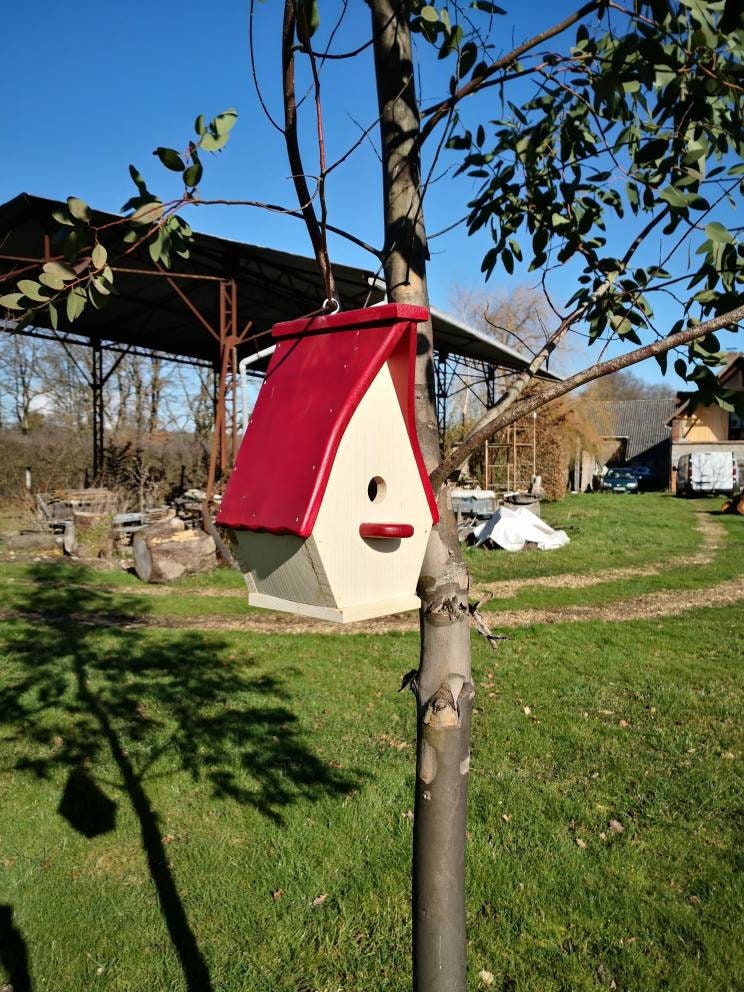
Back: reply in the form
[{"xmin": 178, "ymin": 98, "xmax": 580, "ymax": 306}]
[{"xmin": 368, "ymin": 476, "xmax": 386, "ymax": 503}]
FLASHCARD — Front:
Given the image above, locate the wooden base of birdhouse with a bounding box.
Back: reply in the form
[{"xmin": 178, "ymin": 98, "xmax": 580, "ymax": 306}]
[{"xmin": 248, "ymin": 591, "xmax": 421, "ymax": 624}]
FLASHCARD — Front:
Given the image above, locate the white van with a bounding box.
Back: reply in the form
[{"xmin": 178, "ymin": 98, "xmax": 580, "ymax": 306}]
[{"xmin": 676, "ymin": 451, "xmax": 739, "ymax": 496}]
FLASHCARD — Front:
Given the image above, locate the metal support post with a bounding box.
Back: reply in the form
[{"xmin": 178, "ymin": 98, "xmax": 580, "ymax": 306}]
[
  {"xmin": 435, "ymin": 351, "xmax": 450, "ymax": 447},
  {"xmin": 91, "ymin": 339, "xmax": 104, "ymax": 479}
]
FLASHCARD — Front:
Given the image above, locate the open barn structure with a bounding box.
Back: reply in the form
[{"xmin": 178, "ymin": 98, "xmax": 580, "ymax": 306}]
[{"xmin": 0, "ymin": 193, "xmax": 557, "ymax": 502}]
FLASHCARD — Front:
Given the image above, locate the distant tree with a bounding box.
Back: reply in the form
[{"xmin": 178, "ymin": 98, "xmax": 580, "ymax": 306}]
[
  {"xmin": 580, "ymin": 368, "xmax": 677, "ymax": 401},
  {"xmin": 0, "ymin": 336, "xmax": 48, "ymax": 433},
  {"xmin": 450, "ymin": 283, "xmax": 554, "ymax": 361}
]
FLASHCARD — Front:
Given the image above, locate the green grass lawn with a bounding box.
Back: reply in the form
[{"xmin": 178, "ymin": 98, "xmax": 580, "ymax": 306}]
[
  {"xmin": 465, "ymin": 492, "xmax": 704, "ymax": 584},
  {"xmin": 0, "ymin": 494, "xmax": 742, "ymax": 991}
]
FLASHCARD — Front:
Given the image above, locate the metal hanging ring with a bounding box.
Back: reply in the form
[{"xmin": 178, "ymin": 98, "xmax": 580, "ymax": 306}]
[{"xmin": 322, "ymin": 298, "xmax": 340, "ymax": 314}]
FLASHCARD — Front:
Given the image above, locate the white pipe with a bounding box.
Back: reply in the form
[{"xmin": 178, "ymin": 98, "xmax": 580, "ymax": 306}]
[{"xmin": 238, "ymin": 345, "xmax": 276, "ymax": 434}]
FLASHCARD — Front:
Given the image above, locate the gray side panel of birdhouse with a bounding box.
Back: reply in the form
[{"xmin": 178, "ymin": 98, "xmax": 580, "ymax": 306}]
[{"xmin": 232, "ymin": 531, "xmax": 336, "ymax": 608}]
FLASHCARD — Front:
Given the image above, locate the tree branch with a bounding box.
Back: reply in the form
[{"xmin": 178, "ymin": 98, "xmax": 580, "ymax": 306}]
[
  {"xmin": 418, "ymin": 0, "xmax": 603, "ymax": 146},
  {"xmin": 431, "ymin": 303, "xmax": 744, "ymax": 488},
  {"xmin": 281, "ymin": 0, "xmax": 337, "ymax": 302}
]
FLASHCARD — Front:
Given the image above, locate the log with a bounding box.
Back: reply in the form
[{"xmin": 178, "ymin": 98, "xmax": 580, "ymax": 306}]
[
  {"xmin": 63, "ymin": 521, "xmax": 76, "ymax": 555},
  {"xmin": 6, "ymin": 532, "xmax": 62, "ymax": 553},
  {"xmin": 133, "ymin": 521, "xmax": 216, "ymax": 583}
]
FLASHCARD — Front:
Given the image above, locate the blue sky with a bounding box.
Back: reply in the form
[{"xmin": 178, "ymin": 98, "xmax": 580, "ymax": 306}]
[{"xmin": 3, "ymin": 1, "xmax": 740, "ymax": 387}]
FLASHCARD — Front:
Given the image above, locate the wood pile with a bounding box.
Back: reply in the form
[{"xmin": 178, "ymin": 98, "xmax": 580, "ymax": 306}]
[{"xmin": 133, "ymin": 517, "xmax": 216, "ymax": 583}]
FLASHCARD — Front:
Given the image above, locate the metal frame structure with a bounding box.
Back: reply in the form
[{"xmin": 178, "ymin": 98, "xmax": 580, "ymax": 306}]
[
  {"xmin": 0, "ymin": 193, "xmax": 560, "ymax": 504},
  {"xmin": 484, "ymin": 416, "xmax": 538, "ymax": 493}
]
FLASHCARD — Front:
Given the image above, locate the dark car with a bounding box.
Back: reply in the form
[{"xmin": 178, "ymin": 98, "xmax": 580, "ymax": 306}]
[
  {"xmin": 624, "ymin": 465, "xmax": 654, "ymax": 481},
  {"xmin": 601, "ymin": 469, "xmax": 640, "ymax": 493}
]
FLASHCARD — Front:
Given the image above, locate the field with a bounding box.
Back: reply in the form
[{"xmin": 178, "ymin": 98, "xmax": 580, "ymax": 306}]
[{"xmin": 0, "ymin": 493, "xmax": 742, "ymax": 991}]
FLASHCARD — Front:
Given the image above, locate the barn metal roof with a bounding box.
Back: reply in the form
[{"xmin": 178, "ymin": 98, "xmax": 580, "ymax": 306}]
[
  {"xmin": 0, "ymin": 193, "xmax": 559, "ymax": 378},
  {"xmin": 578, "ymin": 398, "xmax": 676, "ymax": 461}
]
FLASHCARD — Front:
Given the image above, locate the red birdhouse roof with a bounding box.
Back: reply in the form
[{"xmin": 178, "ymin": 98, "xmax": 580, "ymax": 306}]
[{"xmin": 217, "ymin": 304, "xmax": 439, "ymax": 537}]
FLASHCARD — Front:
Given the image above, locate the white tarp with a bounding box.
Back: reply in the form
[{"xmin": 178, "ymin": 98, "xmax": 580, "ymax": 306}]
[{"xmin": 472, "ymin": 504, "xmax": 570, "ymax": 552}]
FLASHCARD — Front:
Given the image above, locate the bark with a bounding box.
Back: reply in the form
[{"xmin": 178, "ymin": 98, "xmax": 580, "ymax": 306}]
[
  {"xmin": 133, "ymin": 518, "xmax": 216, "ymax": 583},
  {"xmin": 148, "ymin": 357, "xmax": 162, "ymax": 435},
  {"xmin": 370, "ymin": 4, "xmax": 473, "ymax": 990},
  {"xmin": 6, "ymin": 532, "xmax": 62, "ymax": 553}
]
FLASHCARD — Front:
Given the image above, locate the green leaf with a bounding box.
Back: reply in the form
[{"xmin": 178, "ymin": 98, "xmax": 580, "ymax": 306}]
[
  {"xmin": 148, "ymin": 228, "xmax": 165, "ymax": 264},
  {"xmin": 212, "ymin": 109, "xmax": 238, "ymax": 137},
  {"xmin": 0, "ymin": 293, "xmax": 25, "ymax": 310},
  {"xmin": 421, "ymin": 5, "xmax": 439, "ymax": 22},
  {"xmin": 458, "ymin": 42, "xmax": 477, "ymax": 79},
  {"xmin": 199, "ymin": 132, "xmax": 229, "ymax": 153},
  {"xmin": 18, "ymin": 279, "xmax": 50, "ymax": 302},
  {"xmin": 128, "ymin": 164, "xmax": 148, "ymax": 193},
  {"xmin": 470, "ymin": 1, "xmax": 506, "ymax": 11},
  {"xmin": 92, "ymin": 243, "xmax": 107, "ymax": 269},
  {"xmin": 130, "ymin": 201, "xmax": 164, "ymax": 224},
  {"xmin": 636, "ymin": 138, "xmax": 668, "ymax": 166},
  {"xmin": 194, "ymin": 114, "xmax": 206, "ymax": 136},
  {"xmin": 654, "ymin": 349, "xmax": 668, "ymax": 375},
  {"xmin": 51, "ymin": 208, "xmax": 74, "ymax": 227},
  {"xmin": 154, "ymin": 147, "xmax": 185, "ymax": 172},
  {"xmin": 704, "ymin": 221, "xmax": 733, "ymax": 244},
  {"xmin": 659, "ymin": 186, "xmax": 689, "ymax": 209},
  {"xmin": 49, "ymin": 301, "xmax": 59, "ymax": 330},
  {"xmin": 67, "ymin": 197, "xmax": 90, "ymax": 223},
  {"xmin": 609, "ymin": 314, "xmax": 633, "ymax": 335},
  {"xmin": 66, "ymin": 286, "xmax": 86, "ymax": 323},
  {"xmin": 92, "ymin": 275, "xmax": 113, "ymax": 297},
  {"xmin": 39, "ymin": 271, "xmax": 65, "ymax": 291},
  {"xmin": 87, "ymin": 283, "xmax": 108, "ymax": 310},
  {"xmin": 502, "ymin": 248, "xmax": 514, "ymax": 274},
  {"xmin": 299, "ymin": 0, "xmax": 319, "ymax": 36},
  {"xmin": 43, "ymin": 261, "xmax": 77, "ymax": 281},
  {"xmin": 183, "ymin": 162, "xmax": 203, "ymax": 187},
  {"xmin": 674, "ymin": 358, "xmax": 688, "ymax": 380},
  {"xmin": 551, "ymin": 212, "xmax": 571, "ymax": 229}
]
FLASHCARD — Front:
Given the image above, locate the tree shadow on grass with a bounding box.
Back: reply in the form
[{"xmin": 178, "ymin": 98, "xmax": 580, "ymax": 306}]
[
  {"xmin": 0, "ymin": 564, "xmax": 362, "ymax": 992},
  {"xmin": 0, "ymin": 905, "xmax": 31, "ymax": 992}
]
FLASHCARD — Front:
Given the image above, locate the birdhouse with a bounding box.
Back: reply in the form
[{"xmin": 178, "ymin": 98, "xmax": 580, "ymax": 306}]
[{"xmin": 216, "ymin": 303, "xmax": 439, "ymax": 623}]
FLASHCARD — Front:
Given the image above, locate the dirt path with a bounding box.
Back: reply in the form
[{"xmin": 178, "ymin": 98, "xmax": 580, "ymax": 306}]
[
  {"xmin": 5, "ymin": 572, "xmax": 737, "ymax": 635},
  {"xmin": 2, "ymin": 510, "xmax": 738, "ymax": 634},
  {"xmin": 471, "ymin": 509, "xmax": 725, "ymax": 599}
]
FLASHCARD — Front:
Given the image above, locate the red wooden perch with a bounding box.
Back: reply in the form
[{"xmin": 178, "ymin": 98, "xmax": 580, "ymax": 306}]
[{"xmin": 359, "ymin": 523, "xmax": 414, "ymax": 539}]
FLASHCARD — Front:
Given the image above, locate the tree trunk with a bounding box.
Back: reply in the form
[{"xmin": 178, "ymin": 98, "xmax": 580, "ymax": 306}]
[
  {"xmin": 370, "ymin": 5, "xmax": 473, "ymax": 990},
  {"xmin": 133, "ymin": 518, "xmax": 216, "ymax": 583}
]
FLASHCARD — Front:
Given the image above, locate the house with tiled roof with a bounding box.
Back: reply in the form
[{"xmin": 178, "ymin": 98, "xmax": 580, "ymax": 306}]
[
  {"xmin": 668, "ymin": 354, "xmax": 744, "ymax": 487},
  {"xmin": 575, "ymin": 398, "xmax": 677, "ymax": 488}
]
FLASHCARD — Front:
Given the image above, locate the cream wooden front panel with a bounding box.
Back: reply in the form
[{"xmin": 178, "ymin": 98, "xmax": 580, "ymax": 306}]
[{"xmin": 312, "ymin": 363, "xmax": 432, "ymax": 609}]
